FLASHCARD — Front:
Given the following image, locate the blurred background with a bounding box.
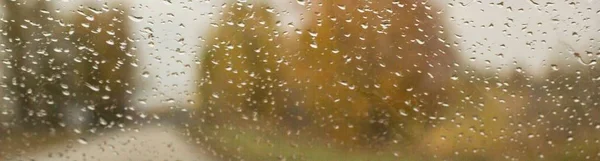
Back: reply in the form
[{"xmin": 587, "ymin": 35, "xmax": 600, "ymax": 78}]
[{"xmin": 2, "ymin": 0, "xmax": 600, "ymax": 160}]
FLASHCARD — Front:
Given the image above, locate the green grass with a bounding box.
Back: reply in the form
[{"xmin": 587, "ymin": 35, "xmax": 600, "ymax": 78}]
[{"xmin": 190, "ymin": 125, "xmax": 414, "ymax": 161}]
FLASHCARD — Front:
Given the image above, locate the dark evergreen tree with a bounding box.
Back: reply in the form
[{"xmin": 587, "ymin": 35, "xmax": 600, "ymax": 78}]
[
  {"xmin": 70, "ymin": 3, "xmax": 135, "ymax": 128},
  {"xmin": 1, "ymin": 0, "xmax": 72, "ymax": 130}
]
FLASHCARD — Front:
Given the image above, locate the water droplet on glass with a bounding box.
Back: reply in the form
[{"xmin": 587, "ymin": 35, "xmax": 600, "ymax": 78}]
[
  {"xmin": 550, "ymin": 64, "xmax": 559, "ymax": 71},
  {"xmin": 128, "ymin": 15, "xmax": 144, "ymax": 22},
  {"xmin": 142, "ymin": 71, "xmax": 150, "ymax": 78},
  {"xmin": 77, "ymin": 138, "xmax": 88, "ymax": 145},
  {"xmin": 451, "ymin": 75, "xmax": 458, "ymax": 80}
]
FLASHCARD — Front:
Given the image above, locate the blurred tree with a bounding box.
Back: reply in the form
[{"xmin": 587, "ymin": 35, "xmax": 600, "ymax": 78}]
[
  {"xmin": 2, "ymin": 0, "xmax": 29, "ymax": 129},
  {"xmin": 198, "ymin": 2, "xmax": 285, "ymax": 125},
  {"xmin": 369, "ymin": 0, "xmax": 457, "ymax": 145},
  {"xmin": 1, "ymin": 0, "xmax": 71, "ymax": 130},
  {"xmin": 70, "ymin": 3, "xmax": 135, "ymax": 128},
  {"xmin": 290, "ymin": 0, "xmax": 456, "ymax": 145}
]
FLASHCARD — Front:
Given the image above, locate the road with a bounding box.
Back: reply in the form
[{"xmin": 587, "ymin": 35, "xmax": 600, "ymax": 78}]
[{"xmin": 10, "ymin": 126, "xmax": 214, "ymax": 161}]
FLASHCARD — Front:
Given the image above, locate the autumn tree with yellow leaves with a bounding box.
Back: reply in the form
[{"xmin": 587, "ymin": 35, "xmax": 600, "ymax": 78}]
[
  {"xmin": 286, "ymin": 0, "xmax": 456, "ymax": 145},
  {"xmin": 198, "ymin": 2, "xmax": 288, "ymax": 127},
  {"xmin": 196, "ymin": 0, "xmax": 457, "ymax": 147}
]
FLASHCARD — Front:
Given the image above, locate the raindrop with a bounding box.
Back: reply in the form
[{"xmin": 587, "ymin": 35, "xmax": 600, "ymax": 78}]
[
  {"xmin": 85, "ymin": 82, "xmax": 99, "ymax": 92},
  {"xmin": 573, "ymin": 52, "xmax": 598, "ymax": 66},
  {"xmin": 310, "ymin": 41, "xmax": 318, "ymax": 49},
  {"xmin": 138, "ymin": 99, "xmax": 147, "ymax": 104},
  {"xmin": 142, "ymin": 71, "xmax": 150, "ymax": 78},
  {"xmin": 128, "ymin": 15, "xmax": 144, "ymax": 22},
  {"xmin": 77, "ymin": 138, "xmax": 88, "ymax": 145},
  {"xmin": 550, "ymin": 64, "xmax": 559, "ymax": 71},
  {"xmin": 450, "ymin": 75, "xmax": 458, "ymax": 80}
]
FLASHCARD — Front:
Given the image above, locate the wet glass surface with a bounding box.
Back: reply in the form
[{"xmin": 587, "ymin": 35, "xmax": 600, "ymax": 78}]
[{"xmin": 2, "ymin": 0, "xmax": 600, "ymax": 160}]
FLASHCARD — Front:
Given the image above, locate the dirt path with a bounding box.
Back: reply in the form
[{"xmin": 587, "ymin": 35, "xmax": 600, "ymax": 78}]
[{"xmin": 10, "ymin": 126, "xmax": 213, "ymax": 161}]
